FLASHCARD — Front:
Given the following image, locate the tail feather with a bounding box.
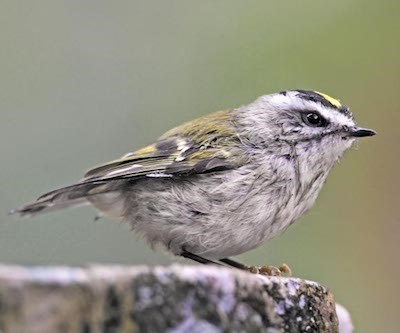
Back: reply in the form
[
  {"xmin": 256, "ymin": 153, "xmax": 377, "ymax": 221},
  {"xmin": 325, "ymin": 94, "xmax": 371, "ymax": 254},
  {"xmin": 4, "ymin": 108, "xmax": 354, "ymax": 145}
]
[{"xmin": 11, "ymin": 182, "xmax": 110, "ymax": 218}]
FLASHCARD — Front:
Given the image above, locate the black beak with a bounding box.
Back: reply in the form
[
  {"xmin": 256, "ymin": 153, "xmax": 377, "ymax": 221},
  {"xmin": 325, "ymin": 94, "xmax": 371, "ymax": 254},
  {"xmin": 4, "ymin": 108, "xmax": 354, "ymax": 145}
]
[{"xmin": 348, "ymin": 127, "xmax": 376, "ymax": 138}]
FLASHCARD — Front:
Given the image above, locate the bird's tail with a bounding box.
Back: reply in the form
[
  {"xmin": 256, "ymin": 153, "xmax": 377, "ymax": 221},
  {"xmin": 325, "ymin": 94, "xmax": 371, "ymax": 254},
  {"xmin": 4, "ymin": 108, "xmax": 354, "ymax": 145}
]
[{"xmin": 10, "ymin": 182, "xmax": 111, "ymax": 218}]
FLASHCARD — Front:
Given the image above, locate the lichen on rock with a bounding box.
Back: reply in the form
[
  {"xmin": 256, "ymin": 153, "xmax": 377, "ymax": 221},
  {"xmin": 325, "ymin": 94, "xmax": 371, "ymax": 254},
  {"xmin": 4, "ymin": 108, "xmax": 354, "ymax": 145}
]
[{"xmin": 0, "ymin": 264, "xmax": 339, "ymax": 333}]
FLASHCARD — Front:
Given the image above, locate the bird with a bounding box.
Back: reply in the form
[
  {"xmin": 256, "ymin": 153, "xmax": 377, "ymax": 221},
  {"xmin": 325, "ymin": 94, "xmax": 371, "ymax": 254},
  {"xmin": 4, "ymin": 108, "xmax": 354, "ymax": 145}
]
[{"xmin": 12, "ymin": 90, "xmax": 375, "ymax": 274}]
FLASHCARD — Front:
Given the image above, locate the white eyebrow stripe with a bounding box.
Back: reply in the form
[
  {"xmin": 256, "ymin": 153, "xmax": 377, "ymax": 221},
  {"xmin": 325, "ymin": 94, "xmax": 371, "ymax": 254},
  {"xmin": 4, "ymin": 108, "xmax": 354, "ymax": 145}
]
[
  {"xmin": 321, "ymin": 110, "xmax": 354, "ymax": 127},
  {"xmin": 270, "ymin": 93, "xmax": 355, "ymax": 127}
]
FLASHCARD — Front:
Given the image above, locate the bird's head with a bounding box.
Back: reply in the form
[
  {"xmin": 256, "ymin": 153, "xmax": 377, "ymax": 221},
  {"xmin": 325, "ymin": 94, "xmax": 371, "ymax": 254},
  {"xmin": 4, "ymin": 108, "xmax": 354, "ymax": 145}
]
[{"xmin": 235, "ymin": 90, "xmax": 375, "ymax": 163}]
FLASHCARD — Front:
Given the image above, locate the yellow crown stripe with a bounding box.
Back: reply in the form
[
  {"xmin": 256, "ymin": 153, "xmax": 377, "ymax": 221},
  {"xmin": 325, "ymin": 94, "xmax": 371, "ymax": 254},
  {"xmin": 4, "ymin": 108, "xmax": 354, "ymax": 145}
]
[{"xmin": 314, "ymin": 91, "xmax": 342, "ymax": 108}]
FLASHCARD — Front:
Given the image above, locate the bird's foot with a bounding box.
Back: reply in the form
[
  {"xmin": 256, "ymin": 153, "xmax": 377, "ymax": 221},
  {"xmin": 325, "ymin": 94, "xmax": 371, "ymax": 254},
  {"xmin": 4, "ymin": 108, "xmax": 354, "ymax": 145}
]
[
  {"xmin": 246, "ymin": 263, "xmax": 292, "ymax": 277},
  {"xmin": 219, "ymin": 258, "xmax": 292, "ymax": 276}
]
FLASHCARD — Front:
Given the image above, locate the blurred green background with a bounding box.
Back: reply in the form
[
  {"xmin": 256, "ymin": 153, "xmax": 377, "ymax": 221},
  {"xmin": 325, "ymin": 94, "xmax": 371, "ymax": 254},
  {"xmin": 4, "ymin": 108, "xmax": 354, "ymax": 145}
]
[{"xmin": 0, "ymin": 1, "xmax": 398, "ymax": 332}]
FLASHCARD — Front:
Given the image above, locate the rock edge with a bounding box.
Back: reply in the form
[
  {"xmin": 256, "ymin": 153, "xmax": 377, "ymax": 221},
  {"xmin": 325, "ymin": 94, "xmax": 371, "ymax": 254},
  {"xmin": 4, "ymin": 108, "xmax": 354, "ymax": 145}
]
[{"xmin": 0, "ymin": 264, "xmax": 339, "ymax": 333}]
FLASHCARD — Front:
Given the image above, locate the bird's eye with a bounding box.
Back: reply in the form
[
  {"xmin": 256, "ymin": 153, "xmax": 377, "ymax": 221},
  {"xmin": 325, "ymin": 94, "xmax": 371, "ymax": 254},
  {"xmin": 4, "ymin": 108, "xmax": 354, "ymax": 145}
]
[{"xmin": 301, "ymin": 112, "xmax": 327, "ymax": 127}]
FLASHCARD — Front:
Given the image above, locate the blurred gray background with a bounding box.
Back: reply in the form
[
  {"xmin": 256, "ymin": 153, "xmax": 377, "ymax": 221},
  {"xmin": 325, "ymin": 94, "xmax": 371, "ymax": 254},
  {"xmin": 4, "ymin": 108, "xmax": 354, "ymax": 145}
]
[{"xmin": 1, "ymin": 1, "xmax": 399, "ymax": 332}]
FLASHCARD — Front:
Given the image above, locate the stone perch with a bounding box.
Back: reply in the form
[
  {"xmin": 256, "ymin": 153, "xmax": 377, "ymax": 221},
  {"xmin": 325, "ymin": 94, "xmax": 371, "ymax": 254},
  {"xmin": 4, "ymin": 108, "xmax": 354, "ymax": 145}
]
[{"xmin": 0, "ymin": 264, "xmax": 348, "ymax": 333}]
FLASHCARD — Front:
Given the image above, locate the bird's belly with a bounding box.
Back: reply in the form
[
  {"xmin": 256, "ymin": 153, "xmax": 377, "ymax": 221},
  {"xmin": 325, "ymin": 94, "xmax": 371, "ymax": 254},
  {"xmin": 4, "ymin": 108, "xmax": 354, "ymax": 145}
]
[
  {"xmin": 92, "ymin": 163, "xmax": 321, "ymax": 260},
  {"xmin": 122, "ymin": 170, "xmax": 294, "ymax": 259}
]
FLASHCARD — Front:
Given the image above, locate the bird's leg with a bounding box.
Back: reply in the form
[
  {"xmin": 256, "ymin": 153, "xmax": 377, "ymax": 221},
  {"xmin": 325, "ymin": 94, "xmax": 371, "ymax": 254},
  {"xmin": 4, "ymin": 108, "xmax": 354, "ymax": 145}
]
[
  {"xmin": 219, "ymin": 258, "xmax": 249, "ymax": 270},
  {"xmin": 219, "ymin": 258, "xmax": 260, "ymax": 274},
  {"xmin": 180, "ymin": 252, "xmax": 291, "ymax": 276},
  {"xmin": 180, "ymin": 251, "xmax": 222, "ymax": 266},
  {"xmin": 220, "ymin": 258, "xmax": 292, "ymax": 276}
]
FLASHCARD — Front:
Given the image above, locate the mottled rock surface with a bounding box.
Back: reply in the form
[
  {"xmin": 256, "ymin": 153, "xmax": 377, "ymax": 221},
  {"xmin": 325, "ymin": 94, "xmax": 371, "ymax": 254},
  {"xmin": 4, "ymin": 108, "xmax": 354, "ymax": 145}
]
[{"xmin": 0, "ymin": 264, "xmax": 339, "ymax": 333}]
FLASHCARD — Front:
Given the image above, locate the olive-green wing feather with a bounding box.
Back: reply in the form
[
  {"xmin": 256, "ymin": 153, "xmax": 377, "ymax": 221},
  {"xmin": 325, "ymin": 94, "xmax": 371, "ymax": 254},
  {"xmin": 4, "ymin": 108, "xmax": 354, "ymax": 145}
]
[
  {"xmin": 83, "ymin": 144, "xmax": 236, "ymax": 182},
  {"xmin": 83, "ymin": 110, "xmax": 243, "ymax": 182}
]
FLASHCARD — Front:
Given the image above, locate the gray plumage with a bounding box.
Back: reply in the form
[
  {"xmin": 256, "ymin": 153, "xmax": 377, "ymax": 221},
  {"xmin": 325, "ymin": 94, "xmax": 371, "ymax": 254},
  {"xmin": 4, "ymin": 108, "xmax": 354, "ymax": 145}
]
[{"xmin": 13, "ymin": 90, "xmax": 375, "ymax": 261}]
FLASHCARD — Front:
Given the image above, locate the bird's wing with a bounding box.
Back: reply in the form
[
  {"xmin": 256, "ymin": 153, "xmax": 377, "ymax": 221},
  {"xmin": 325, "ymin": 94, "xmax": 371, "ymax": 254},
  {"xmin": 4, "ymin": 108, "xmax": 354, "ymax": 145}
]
[
  {"xmin": 82, "ymin": 110, "xmax": 244, "ymax": 183},
  {"xmin": 12, "ymin": 110, "xmax": 244, "ymax": 218}
]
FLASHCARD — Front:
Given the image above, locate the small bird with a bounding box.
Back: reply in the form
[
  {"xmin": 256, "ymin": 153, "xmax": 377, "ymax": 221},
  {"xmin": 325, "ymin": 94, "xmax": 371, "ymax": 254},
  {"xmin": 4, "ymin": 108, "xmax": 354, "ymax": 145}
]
[{"xmin": 12, "ymin": 90, "xmax": 375, "ymax": 274}]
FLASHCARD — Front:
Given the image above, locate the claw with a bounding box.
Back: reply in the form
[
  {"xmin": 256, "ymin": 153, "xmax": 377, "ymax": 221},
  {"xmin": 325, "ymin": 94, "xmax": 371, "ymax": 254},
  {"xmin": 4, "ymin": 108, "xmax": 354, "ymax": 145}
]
[
  {"xmin": 279, "ymin": 263, "xmax": 292, "ymax": 277},
  {"xmin": 247, "ymin": 263, "xmax": 293, "ymax": 277},
  {"xmin": 247, "ymin": 266, "xmax": 260, "ymax": 274},
  {"xmin": 260, "ymin": 265, "xmax": 281, "ymax": 276},
  {"xmin": 243, "ymin": 262, "xmax": 293, "ymax": 277}
]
